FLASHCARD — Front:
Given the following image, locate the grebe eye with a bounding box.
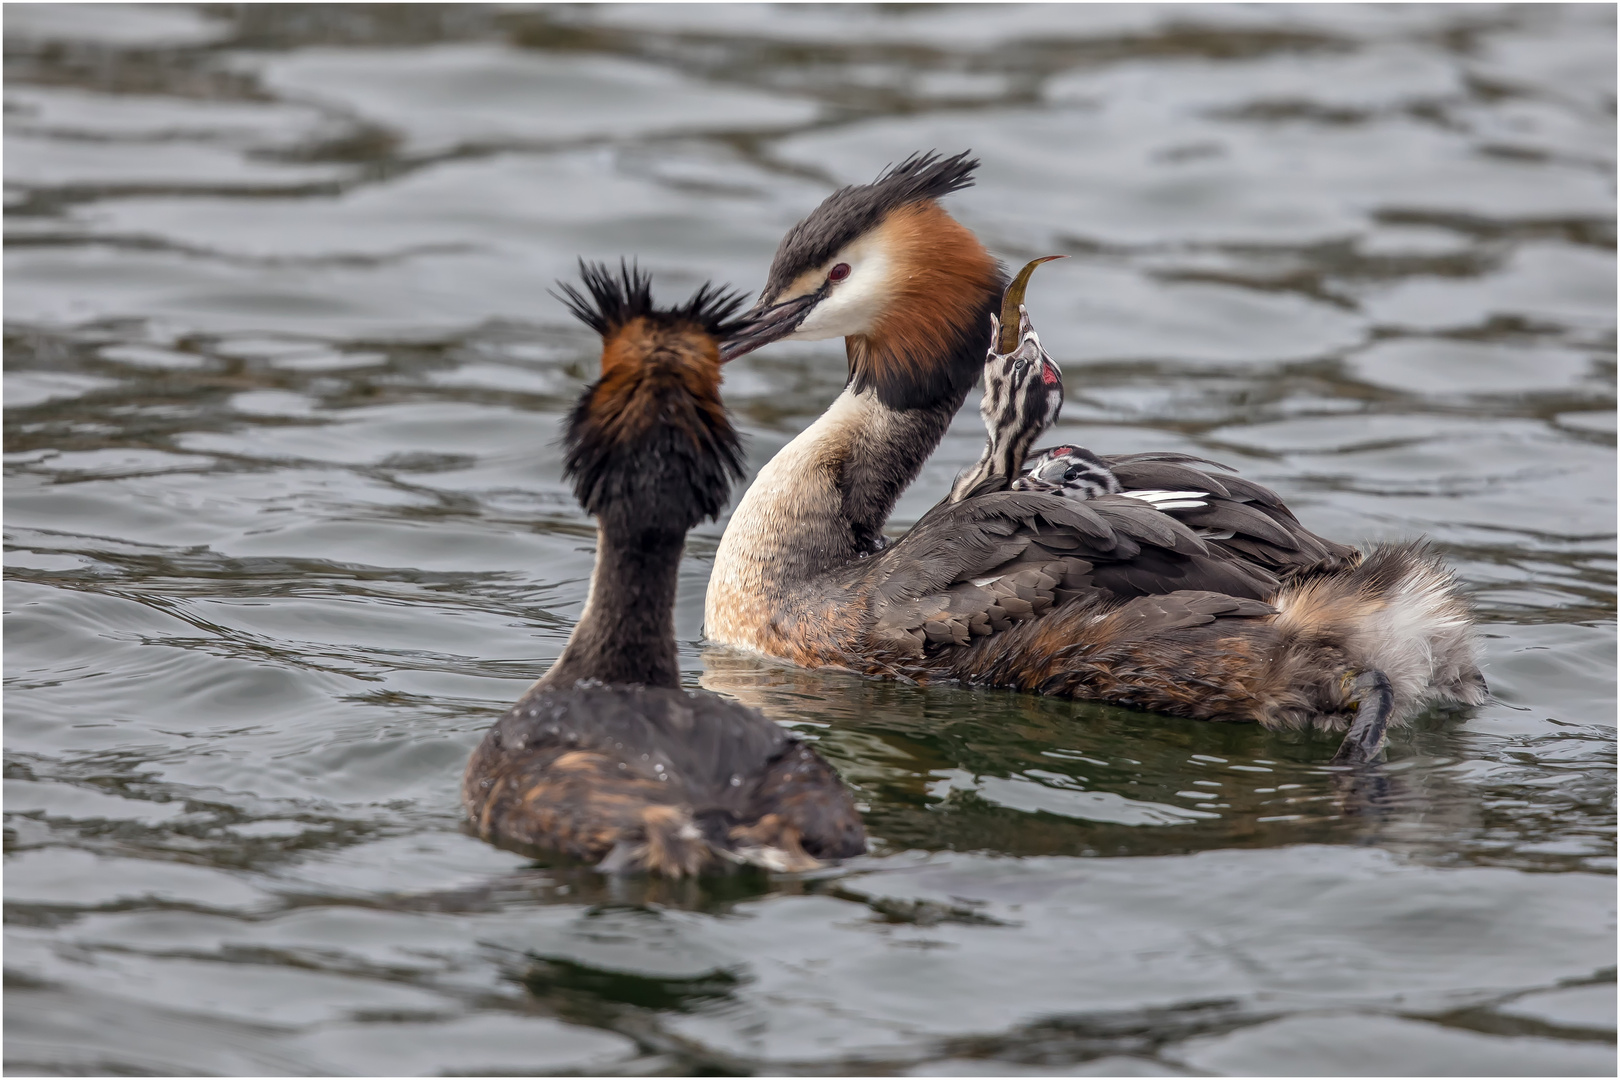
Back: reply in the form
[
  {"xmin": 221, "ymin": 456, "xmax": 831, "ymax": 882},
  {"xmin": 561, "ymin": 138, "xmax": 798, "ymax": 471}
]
[{"xmin": 827, "ymin": 263, "xmax": 851, "ymax": 283}]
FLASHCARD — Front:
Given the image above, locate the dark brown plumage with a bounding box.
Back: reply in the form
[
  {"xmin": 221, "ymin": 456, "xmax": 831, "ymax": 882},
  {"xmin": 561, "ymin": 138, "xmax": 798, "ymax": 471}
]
[
  {"xmin": 556, "ymin": 260, "xmax": 747, "ymax": 532},
  {"xmin": 462, "ymin": 263, "xmax": 866, "ymax": 875},
  {"xmin": 465, "ymin": 686, "xmax": 863, "ymax": 875},
  {"xmin": 907, "ymin": 544, "xmax": 1475, "ymax": 735},
  {"xmin": 707, "ymin": 153, "xmax": 1485, "ymax": 760}
]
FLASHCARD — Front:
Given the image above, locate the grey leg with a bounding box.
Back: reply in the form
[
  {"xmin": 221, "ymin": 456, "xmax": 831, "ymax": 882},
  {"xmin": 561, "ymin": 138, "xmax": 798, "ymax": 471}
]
[{"xmin": 1331, "ymin": 669, "xmax": 1396, "ymax": 767}]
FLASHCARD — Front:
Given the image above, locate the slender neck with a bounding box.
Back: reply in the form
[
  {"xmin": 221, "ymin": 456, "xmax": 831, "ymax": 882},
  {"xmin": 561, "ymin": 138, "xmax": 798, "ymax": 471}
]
[
  {"xmin": 706, "ymin": 346, "xmax": 972, "ymax": 647},
  {"xmin": 706, "ymin": 265, "xmax": 1003, "ymax": 649},
  {"xmin": 949, "ymin": 425, "xmax": 1024, "ymax": 503},
  {"xmin": 950, "ymin": 380, "xmax": 1052, "ymax": 501},
  {"xmin": 541, "ymin": 523, "xmax": 684, "ymax": 690},
  {"xmin": 830, "ymin": 377, "xmax": 965, "ymax": 551},
  {"xmin": 730, "ymin": 374, "xmax": 965, "ymax": 566}
]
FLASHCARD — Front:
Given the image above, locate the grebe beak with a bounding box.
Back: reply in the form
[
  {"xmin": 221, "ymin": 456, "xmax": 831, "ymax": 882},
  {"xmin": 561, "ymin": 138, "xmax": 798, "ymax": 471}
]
[
  {"xmin": 995, "ymin": 255, "xmax": 1067, "ymax": 353},
  {"xmin": 719, "ymin": 293, "xmax": 820, "ymax": 363}
]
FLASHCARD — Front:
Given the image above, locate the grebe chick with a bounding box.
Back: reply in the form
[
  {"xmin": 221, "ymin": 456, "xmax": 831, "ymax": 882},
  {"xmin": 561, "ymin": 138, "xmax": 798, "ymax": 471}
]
[
  {"xmin": 964, "ymin": 261, "xmax": 1235, "ymax": 526},
  {"xmin": 707, "ymin": 152, "xmax": 1486, "ymax": 757},
  {"xmin": 949, "ymin": 255, "xmax": 1068, "ymax": 504},
  {"xmin": 462, "ymin": 262, "xmax": 865, "ymax": 876},
  {"xmin": 1013, "ymin": 446, "xmax": 1122, "ymax": 499},
  {"xmin": 953, "ymin": 258, "xmax": 1211, "ymax": 516}
]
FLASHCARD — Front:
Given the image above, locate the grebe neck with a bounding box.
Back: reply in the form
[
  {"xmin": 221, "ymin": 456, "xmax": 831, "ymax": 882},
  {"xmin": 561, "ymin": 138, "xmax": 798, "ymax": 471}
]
[
  {"xmin": 541, "ymin": 524, "xmax": 684, "ymax": 690},
  {"xmin": 706, "ymin": 253, "xmax": 1001, "ymax": 649},
  {"xmin": 705, "ymin": 381, "xmax": 962, "ymax": 649}
]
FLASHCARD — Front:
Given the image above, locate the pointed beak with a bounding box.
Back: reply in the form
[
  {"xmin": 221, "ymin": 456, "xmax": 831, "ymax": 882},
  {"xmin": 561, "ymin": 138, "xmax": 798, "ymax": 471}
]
[{"xmin": 719, "ymin": 293, "xmax": 819, "ymax": 363}]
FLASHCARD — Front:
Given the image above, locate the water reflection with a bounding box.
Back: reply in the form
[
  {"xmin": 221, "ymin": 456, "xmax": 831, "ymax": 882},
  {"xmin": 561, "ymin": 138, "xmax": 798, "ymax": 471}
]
[{"xmin": 702, "ymin": 650, "xmax": 1482, "ymax": 861}]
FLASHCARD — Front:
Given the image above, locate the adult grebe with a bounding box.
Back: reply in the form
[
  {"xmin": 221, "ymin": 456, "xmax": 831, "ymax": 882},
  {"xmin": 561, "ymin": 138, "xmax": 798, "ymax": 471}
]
[
  {"xmin": 462, "ymin": 262, "xmax": 865, "ymax": 875},
  {"xmin": 707, "ymin": 154, "xmax": 1485, "ymax": 758}
]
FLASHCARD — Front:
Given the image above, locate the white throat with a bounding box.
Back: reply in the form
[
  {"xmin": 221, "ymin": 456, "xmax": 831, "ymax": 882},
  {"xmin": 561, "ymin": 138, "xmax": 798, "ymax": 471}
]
[{"xmin": 705, "ymin": 389, "xmax": 878, "ymax": 649}]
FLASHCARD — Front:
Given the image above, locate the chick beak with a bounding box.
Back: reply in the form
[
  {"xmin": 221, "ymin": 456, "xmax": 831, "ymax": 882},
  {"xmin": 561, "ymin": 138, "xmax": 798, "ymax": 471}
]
[{"xmin": 719, "ymin": 293, "xmax": 819, "ymax": 363}]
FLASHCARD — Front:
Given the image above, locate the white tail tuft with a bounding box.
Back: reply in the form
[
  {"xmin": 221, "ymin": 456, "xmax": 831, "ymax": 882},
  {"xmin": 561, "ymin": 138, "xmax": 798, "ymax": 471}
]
[{"xmin": 1274, "ymin": 543, "xmax": 1485, "ymax": 727}]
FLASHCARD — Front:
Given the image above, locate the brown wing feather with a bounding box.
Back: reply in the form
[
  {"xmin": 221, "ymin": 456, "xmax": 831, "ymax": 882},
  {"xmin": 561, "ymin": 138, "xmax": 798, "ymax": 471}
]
[
  {"xmin": 828, "ymin": 490, "xmax": 1278, "ymax": 660},
  {"xmin": 910, "ymin": 589, "xmax": 1320, "ymax": 725},
  {"xmin": 881, "ymin": 542, "xmax": 1482, "ymax": 735},
  {"xmin": 1102, "ymin": 453, "xmax": 1357, "ymax": 576}
]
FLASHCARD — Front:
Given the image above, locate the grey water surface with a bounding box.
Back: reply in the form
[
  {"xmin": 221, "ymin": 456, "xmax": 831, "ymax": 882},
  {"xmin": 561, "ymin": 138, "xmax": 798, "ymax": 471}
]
[{"xmin": 4, "ymin": 4, "xmax": 1616, "ymax": 1075}]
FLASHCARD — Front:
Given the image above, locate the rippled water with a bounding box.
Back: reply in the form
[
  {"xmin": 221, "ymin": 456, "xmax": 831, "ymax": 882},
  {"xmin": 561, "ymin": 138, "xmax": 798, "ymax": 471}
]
[{"xmin": 5, "ymin": 4, "xmax": 1615, "ymax": 1075}]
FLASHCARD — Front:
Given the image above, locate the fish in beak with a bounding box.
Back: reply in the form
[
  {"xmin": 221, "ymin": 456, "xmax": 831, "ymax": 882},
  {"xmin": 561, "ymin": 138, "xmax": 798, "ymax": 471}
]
[{"xmin": 993, "ymin": 254, "xmax": 1067, "ymax": 353}]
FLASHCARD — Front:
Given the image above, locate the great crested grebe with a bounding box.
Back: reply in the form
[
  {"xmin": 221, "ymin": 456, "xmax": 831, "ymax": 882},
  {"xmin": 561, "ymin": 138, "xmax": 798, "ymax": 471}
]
[
  {"xmin": 707, "ymin": 152, "xmax": 1485, "ymax": 759},
  {"xmin": 462, "ymin": 262, "xmax": 865, "ymax": 875}
]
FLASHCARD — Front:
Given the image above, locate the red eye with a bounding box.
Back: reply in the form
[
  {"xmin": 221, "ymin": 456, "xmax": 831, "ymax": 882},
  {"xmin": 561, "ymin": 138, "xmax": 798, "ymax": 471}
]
[{"xmin": 827, "ymin": 263, "xmax": 851, "ymax": 283}]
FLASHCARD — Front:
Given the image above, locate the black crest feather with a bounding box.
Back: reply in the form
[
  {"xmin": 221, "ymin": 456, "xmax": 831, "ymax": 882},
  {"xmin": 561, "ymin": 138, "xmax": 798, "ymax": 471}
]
[
  {"xmin": 556, "ymin": 260, "xmax": 747, "ymax": 532},
  {"xmin": 554, "ymin": 259, "xmax": 748, "ymax": 339},
  {"xmin": 763, "ymin": 150, "xmax": 980, "ymax": 301}
]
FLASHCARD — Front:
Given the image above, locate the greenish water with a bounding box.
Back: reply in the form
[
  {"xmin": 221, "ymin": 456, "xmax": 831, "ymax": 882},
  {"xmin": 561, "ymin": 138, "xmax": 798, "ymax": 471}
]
[{"xmin": 5, "ymin": 4, "xmax": 1614, "ymax": 1075}]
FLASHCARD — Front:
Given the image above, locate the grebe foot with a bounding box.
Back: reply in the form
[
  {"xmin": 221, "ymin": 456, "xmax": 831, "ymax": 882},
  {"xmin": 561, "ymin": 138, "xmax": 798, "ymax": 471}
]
[
  {"xmin": 595, "ymin": 805, "xmax": 712, "ymax": 879},
  {"xmin": 729, "ymin": 814, "xmax": 824, "ymax": 873},
  {"xmin": 596, "ymin": 839, "xmax": 648, "ymax": 876},
  {"xmin": 1331, "ymin": 669, "xmax": 1395, "ymax": 767}
]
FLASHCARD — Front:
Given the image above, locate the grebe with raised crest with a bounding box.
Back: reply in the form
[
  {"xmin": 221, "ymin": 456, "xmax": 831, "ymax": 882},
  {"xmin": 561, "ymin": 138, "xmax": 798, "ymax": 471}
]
[{"xmin": 462, "ymin": 263, "xmax": 866, "ymax": 874}]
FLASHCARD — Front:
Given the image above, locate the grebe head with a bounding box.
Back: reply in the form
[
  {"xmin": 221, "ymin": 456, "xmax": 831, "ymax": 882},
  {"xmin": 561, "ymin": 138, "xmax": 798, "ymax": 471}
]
[
  {"xmin": 981, "ymin": 255, "xmax": 1067, "ymax": 450},
  {"xmin": 721, "ymin": 150, "xmax": 1005, "ymax": 409},
  {"xmin": 1012, "ymin": 445, "xmax": 1124, "ymax": 499},
  {"xmin": 555, "ymin": 260, "xmax": 748, "ymax": 533},
  {"xmin": 982, "ymin": 304, "xmax": 1064, "ymax": 450}
]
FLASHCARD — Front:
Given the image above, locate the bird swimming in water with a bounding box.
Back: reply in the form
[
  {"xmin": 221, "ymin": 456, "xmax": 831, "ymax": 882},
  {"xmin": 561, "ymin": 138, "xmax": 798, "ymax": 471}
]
[
  {"xmin": 707, "ymin": 152, "xmax": 1485, "ymax": 761},
  {"xmin": 462, "ymin": 262, "xmax": 866, "ymax": 875}
]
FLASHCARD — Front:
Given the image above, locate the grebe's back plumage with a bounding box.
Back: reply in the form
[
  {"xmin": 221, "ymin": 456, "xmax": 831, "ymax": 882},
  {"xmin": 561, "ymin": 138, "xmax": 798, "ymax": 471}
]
[
  {"xmin": 462, "ymin": 263, "xmax": 865, "ymax": 874},
  {"xmin": 709, "ymin": 153, "xmax": 1485, "ymax": 756},
  {"xmin": 919, "ymin": 264, "xmax": 1484, "ymax": 755},
  {"xmin": 466, "ymin": 685, "xmax": 864, "ymax": 875}
]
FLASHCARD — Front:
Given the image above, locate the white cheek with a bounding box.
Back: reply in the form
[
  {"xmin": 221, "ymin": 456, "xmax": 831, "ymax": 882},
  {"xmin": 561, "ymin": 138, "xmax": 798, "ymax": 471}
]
[
  {"xmin": 789, "ymin": 303, "xmax": 846, "ymax": 342},
  {"xmin": 790, "ymin": 251, "xmax": 891, "ymax": 341}
]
